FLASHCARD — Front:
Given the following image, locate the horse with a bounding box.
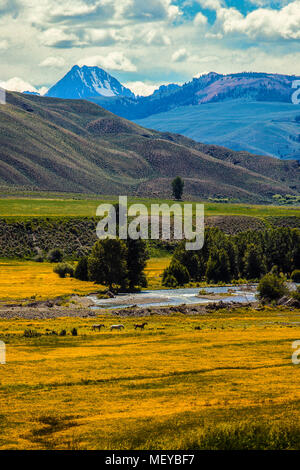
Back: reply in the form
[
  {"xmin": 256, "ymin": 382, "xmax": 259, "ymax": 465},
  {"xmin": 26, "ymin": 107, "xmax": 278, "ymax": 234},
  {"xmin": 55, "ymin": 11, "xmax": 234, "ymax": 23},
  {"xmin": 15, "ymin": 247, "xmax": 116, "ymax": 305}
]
[
  {"xmin": 134, "ymin": 322, "xmax": 148, "ymax": 330},
  {"xmin": 92, "ymin": 324, "xmax": 105, "ymax": 331},
  {"xmin": 110, "ymin": 324, "xmax": 125, "ymax": 331}
]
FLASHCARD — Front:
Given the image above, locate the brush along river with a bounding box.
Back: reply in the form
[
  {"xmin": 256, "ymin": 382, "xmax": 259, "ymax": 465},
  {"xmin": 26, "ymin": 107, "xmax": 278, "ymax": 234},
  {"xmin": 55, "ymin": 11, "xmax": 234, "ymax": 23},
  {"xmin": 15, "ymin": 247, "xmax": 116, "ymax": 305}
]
[{"xmin": 88, "ymin": 285, "xmax": 257, "ymax": 310}]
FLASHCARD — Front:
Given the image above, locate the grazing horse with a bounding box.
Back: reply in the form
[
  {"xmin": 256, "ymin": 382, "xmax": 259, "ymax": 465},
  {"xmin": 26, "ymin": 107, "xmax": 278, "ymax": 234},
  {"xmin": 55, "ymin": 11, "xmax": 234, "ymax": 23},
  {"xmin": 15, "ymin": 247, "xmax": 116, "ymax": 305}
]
[
  {"xmin": 110, "ymin": 324, "xmax": 125, "ymax": 331},
  {"xmin": 134, "ymin": 322, "xmax": 148, "ymax": 330},
  {"xmin": 92, "ymin": 324, "xmax": 105, "ymax": 331}
]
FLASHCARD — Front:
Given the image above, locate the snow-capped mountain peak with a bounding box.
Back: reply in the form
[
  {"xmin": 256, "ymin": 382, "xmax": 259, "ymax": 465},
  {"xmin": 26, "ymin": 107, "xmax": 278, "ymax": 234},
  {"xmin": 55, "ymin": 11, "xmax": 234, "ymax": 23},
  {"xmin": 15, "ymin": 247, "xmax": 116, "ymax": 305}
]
[{"xmin": 46, "ymin": 65, "xmax": 135, "ymax": 100}]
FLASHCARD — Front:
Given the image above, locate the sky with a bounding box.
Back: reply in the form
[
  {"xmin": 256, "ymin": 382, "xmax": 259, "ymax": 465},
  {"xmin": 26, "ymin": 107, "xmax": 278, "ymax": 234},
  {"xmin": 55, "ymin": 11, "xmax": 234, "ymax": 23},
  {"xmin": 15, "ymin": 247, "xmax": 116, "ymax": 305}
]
[{"xmin": 0, "ymin": 0, "xmax": 300, "ymax": 95}]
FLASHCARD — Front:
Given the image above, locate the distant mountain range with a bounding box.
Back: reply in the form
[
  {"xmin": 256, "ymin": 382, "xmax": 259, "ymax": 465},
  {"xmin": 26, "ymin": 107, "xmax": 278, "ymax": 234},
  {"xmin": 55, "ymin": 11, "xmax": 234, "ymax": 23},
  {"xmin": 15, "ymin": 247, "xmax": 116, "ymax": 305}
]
[
  {"xmin": 0, "ymin": 91, "xmax": 299, "ymax": 203},
  {"xmin": 46, "ymin": 65, "xmax": 134, "ymax": 100},
  {"xmin": 38, "ymin": 68, "xmax": 300, "ymax": 160},
  {"xmin": 91, "ymin": 71, "xmax": 300, "ymax": 119}
]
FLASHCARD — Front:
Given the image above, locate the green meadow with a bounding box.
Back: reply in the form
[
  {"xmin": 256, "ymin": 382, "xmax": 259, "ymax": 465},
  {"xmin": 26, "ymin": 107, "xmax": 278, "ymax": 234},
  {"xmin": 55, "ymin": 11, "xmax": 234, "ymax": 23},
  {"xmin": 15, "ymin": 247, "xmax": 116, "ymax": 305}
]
[{"xmin": 0, "ymin": 195, "xmax": 299, "ymax": 218}]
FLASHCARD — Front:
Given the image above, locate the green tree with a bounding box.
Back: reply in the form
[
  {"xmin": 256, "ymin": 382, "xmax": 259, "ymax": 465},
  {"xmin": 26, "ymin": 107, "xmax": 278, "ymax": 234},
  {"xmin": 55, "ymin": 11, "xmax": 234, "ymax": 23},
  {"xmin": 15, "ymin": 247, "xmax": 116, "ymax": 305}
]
[
  {"xmin": 126, "ymin": 238, "xmax": 149, "ymax": 290},
  {"xmin": 110, "ymin": 202, "xmax": 149, "ymax": 290},
  {"xmin": 162, "ymin": 260, "xmax": 190, "ymax": 286},
  {"xmin": 291, "ymin": 270, "xmax": 300, "ymax": 283},
  {"xmin": 74, "ymin": 256, "xmax": 89, "ymax": 281},
  {"xmin": 172, "ymin": 176, "xmax": 184, "ymax": 200},
  {"xmin": 172, "ymin": 241, "xmax": 203, "ymax": 280},
  {"xmin": 243, "ymin": 243, "xmax": 266, "ymax": 280},
  {"xmin": 88, "ymin": 238, "xmax": 128, "ymax": 291},
  {"xmin": 291, "ymin": 229, "xmax": 300, "ymax": 272},
  {"xmin": 205, "ymin": 249, "xmax": 231, "ymax": 283}
]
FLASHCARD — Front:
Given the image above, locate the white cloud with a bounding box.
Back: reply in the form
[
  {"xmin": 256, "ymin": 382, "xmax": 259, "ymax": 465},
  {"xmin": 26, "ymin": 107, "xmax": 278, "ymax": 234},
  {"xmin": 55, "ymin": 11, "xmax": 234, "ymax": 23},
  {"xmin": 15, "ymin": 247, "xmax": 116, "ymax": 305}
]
[
  {"xmin": 39, "ymin": 56, "xmax": 65, "ymax": 67},
  {"xmin": 194, "ymin": 12, "xmax": 208, "ymax": 27},
  {"xmin": 0, "ymin": 77, "xmax": 38, "ymax": 93},
  {"xmin": 216, "ymin": 1, "xmax": 300, "ymax": 40},
  {"xmin": 144, "ymin": 29, "xmax": 171, "ymax": 46},
  {"xmin": 0, "ymin": 0, "xmax": 19, "ymax": 17},
  {"xmin": 0, "ymin": 39, "xmax": 8, "ymax": 49},
  {"xmin": 198, "ymin": 55, "xmax": 219, "ymax": 63},
  {"xmin": 28, "ymin": 0, "xmax": 114, "ymax": 25},
  {"xmin": 84, "ymin": 29, "xmax": 120, "ymax": 46},
  {"xmin": 124, "ymin": 0, "xmax": 181, "ymax": 22},
  {"xmin": 77, "ymin": 52, "xmax": 137, "ymax": 72},
  {"xmin": 248, "ymin": 0, "xmax": 290, "ymax": 5},
  {"xmin": 38, "ymin": 86, "xmax": 48, "ymax": 95},
  {"xmin": 39, "ymin": 28, "xmax": 85, "ymax": 48},
  {"xmin": 49, "ymin": 1, "xmax": 102, "ymax": 19},
  {"xmin": 125, "ymin": 81, "xmax": 160, "ymax": 96},
  {"xmin": 172, "ymin": 47, "xmax": 188, "ymax": 62},
  {"xmin": 0, "ymin": 76, "xmax": 48, "ymax": 95},
  {"xmin": 193, "ymin": 71, "xmax": 210, "ymax": 78},
  {"xmin": 1, "ymin": 0, "xmax": 300, "ymax": 95},
  {"xmin": 197, "ymin": 0, "xmax": 223, "ymax": 11}
]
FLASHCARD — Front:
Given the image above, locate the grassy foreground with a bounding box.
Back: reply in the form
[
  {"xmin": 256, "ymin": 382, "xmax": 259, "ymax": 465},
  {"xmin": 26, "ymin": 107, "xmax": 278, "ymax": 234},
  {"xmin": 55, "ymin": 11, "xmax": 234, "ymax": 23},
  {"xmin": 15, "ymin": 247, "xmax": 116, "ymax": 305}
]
[
  {"xmin": 0, "ymin": 258, "xmax": 170, "ymax": 301},
  {"xmin": 1, "ymin": 307, "xmax": 300, "ymax": 450},
  {"xmin": 0, "ymin": 196, "xmax": 299, "ymax": 218}
]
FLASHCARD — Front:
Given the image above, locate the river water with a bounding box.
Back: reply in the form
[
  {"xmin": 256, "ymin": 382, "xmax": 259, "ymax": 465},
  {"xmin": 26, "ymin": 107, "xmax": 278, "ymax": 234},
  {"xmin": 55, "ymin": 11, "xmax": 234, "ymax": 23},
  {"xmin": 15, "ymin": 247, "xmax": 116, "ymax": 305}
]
[{"xmin": 88, "ymin": 285, "xmax": 258, "ymax": 310}]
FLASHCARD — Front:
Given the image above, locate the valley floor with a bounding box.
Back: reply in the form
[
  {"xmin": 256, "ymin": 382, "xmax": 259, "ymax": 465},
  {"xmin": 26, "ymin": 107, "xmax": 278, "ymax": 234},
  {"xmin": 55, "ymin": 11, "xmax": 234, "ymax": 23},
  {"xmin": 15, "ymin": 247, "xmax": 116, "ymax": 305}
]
[
  {"xmin": 0, "ymin": 258, "xmax": 170, "ymax": 301},
  {"xmin": 1, "ymin": 307, "xmax": 300, "ymax": 450},
  {"xmin": 0, "ymin": 195, "xmax": 299, "ymax": 450}
]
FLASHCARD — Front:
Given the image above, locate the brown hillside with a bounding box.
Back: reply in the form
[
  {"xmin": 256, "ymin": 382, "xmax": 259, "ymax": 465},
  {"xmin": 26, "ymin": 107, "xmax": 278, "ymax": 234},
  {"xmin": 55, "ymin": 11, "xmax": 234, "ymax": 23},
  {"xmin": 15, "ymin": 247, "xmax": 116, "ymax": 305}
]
[{"xmin": 0, "ymin": 92, "xmax": 299, "ymax": 202}]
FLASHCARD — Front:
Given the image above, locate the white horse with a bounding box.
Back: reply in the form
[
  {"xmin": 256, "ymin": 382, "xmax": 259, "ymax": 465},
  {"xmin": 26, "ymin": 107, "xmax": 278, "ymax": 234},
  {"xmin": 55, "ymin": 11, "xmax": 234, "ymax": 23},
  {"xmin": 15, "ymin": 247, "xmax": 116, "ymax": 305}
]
[{"xmin": 110, "ymin": 324, "xmax": 125, "ymax": 331}]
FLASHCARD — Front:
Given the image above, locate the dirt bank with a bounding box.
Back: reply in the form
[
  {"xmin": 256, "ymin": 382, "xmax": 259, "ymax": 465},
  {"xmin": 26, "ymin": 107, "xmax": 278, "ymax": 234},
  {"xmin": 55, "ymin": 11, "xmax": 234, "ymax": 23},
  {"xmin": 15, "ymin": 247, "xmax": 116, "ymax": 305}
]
[{"xmin": 0, "ymin": 296, "xmax": 256, "ymax": 319}]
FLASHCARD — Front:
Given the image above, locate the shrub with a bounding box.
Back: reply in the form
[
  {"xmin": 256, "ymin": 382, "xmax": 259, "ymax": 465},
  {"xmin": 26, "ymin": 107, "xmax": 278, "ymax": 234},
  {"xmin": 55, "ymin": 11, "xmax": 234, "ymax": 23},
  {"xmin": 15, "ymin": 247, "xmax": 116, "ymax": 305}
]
[
  {"xmin": 53, "ymin": 263, "xmax": 74, "ymax": 278},
  {"xmin": 257, "ymin": 273, "xmax": 288, "ymax": 303},
  {"xmin": 292, "ymin": 286, "xmax": 300, "ymax": 302},
  {"xmin": 162, "ymin": 261, "xmax": 190, "ymax": 286},
  {"xmin": 74, "ymin": 256, "xmax": 89, "ymax": 281},
  {"xmin": 47, "ymin": 248, "xmax": 64, "ymax": 263},
  {"xmin": 23, "ymin": 329, "xmax": 41, "ymax": 338},
  {"xmin": 181, "ymin": 421, "xmax": 300, "ymax": 450},
  {"xmin": 71, "ymin": 328, "xmax": 78, "ymax": 336},
  {"xmin": 33, "ymin": 254, "xmax": 44, "ymax": 263},
  {"xmin": 291, "ymin": 270, "xmax": 300, "ymax": 283},
  {"xmin": 59, "ymin": 329, "xmax": 67, "ymax": 336},
  {"xmin": 162, "ymin": 273, "xmax": 178, "ymax": 288}
]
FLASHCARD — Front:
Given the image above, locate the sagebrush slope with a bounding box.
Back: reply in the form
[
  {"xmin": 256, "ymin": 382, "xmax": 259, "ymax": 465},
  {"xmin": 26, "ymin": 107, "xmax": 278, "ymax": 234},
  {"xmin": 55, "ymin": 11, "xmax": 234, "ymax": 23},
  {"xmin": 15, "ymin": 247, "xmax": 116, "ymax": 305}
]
[{"xmin": 0, "ymin": 92, "xmax": 299, "ymax": 202}]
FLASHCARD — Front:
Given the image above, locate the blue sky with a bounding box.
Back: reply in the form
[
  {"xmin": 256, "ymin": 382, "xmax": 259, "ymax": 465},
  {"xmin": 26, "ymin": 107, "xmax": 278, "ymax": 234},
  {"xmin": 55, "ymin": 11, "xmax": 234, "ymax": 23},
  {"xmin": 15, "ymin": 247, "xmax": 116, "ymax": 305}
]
[{"xmin": 0, "ymin": 0, "xmax": 299, "ymax": 95}]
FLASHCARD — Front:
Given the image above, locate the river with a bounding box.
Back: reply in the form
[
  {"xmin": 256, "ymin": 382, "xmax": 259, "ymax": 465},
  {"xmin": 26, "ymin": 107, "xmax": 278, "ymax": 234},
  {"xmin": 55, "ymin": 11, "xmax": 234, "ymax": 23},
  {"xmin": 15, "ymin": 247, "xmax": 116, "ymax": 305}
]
[{"xmin": 88, "ymin": 285, "xmax": 258, "ymax": 310}]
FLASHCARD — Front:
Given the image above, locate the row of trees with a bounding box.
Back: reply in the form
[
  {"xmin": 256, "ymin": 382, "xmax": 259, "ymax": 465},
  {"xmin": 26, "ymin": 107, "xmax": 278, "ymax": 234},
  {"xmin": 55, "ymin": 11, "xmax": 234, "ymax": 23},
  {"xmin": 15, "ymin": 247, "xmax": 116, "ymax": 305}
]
[
  {"xmin": 69, "ymin": 238, "xmax": 149, "ymax": 292},
  {"xmin": 163, "ymin": 227, "xmax": 300, "ymax": 286}
]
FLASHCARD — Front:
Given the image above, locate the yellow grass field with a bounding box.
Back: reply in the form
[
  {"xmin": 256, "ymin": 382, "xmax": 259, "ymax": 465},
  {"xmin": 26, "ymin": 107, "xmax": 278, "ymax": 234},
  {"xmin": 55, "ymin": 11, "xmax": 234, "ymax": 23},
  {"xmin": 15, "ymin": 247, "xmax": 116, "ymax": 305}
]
[
  {"xmin": 0, "ymin": 258, "xmax": 170, "ymax": 301},
  {"xmin": 1, "ymin": 307, "xmax": 300, "ymax": 450}
]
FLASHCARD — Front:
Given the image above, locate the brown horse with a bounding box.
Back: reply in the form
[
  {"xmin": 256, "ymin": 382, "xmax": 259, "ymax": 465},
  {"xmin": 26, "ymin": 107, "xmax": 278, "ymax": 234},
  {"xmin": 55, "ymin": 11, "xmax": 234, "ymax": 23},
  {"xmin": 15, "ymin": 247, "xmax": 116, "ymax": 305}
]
[
  {"xmin": 134, "ymin": 322, "xmax": 148, "ymax": 330},
  {"xmin": 92, "ymin": 324, "xmax": 105, "ymax": 331}
]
